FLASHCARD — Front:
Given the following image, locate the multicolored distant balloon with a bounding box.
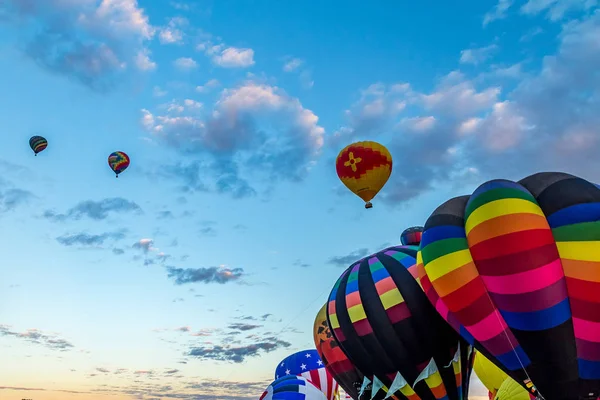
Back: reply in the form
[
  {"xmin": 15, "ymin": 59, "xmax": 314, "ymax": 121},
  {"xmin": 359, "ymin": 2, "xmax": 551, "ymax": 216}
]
[
  {"xmin": 327, "ymin": 244, "xmax": 474, "ymax": 400},
  {"xmin": 335, "ymin": 141, "xmax": 392, "ymax": 209},
  {"xmin": 108, "ymin": 151, "xmax": 130, "ymax": 178},
  {"xmin": 314, "ymin": 304, "xmax": 369, "ymax": 400},
  {"xmin": 275, "ymin": 349, "xmax": 338, "ymax": 400},
  {"xmin": 419, "ymin": 171, "xmax": 600, "ymax": 400},
  {"xmin": 400, "ymin": 226, "xmax": 423, "ymax": 246},
  {"xmin": 260, "ymin": 375, "xmax": 327, "ymax": 400},
  {"xmin": 29, "ymin": 135, "xmax": 48, "ymax": 156}
]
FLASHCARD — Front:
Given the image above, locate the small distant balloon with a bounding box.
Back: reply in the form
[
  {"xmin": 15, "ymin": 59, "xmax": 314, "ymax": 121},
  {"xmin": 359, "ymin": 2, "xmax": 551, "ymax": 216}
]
[
  {"xmin": 400, "ymin": 226, "xmax": 423, "ymax": 246},
  {"xmin": 29, "ymin": 136, "xmax": 48, "ymax": 156},
  {"xmin": 335, "ymin": 141, "xmax": 392, "ymax": 209},
  {"xmin": 108, "ymin": 151, "xmax": 130, "ymax": 178}
]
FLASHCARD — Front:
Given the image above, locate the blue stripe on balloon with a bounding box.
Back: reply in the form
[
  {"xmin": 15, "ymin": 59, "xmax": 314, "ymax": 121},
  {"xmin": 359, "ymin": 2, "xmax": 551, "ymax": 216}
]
[
  {"xmin": 273, "ymin": 393, "xmax": 305, "ymax": 399},
  {"xmin": 546, "ymin": 202, "xmax": 600, "ymax": 229},
  {"xmin": 495, "ymin": 346, "xmax": 531, "ymax": 371},
  {"xmin": 499, "ymin": 298, "xmax": 571, "ymax": 331},
  {"xmin": 370, "ymin": 267, "xmax": 389, "ymax": 283},
  {"xmin": 459, "ymin": 326, "xmax": 475, "ymax": 344},
  {"xmin": 578, "ymin": 359, "xmax": 600, "ymax": 380},
  {"xmin": 345, "ymin": 279, "xmax": 358, "ymax": 293},
  {"xmin": 421, "ymin": 225, "xmax": 465, "ymax": 248}
]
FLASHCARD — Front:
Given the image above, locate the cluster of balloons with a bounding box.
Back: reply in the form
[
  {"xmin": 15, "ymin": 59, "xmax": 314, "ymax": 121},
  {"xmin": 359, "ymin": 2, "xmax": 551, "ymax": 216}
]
[
  {"xmin": 303, "ymin": 165, "xmax": 600, "ymax": 400},
  {"xmin": 28, "ymin": 136, "xmax": 130, "ymax": 178}
]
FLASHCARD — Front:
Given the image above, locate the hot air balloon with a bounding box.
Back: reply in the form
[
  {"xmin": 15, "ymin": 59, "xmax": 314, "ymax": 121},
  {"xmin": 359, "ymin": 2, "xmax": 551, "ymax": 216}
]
[
  {"xmin": 108, "ymin": 151, "xmax": 130, "ymax": 178},
  {"xmin": 327, "ymin": 243, "xmax": 474, "ymax": 400},
  {"xmin": 401, "ymin": 227, "xmax": 423, "ymax": 246},
  {"xmin": 473, "ymin": 351, "xmax": 508, "ymax": 399},
  {"xmin": 275, "ymin": 350, "xmax": 339, "ymax": 400},
  {"xmin": 314, "ymin": 303, "xmax": 371, "ymax": 400},
  {"xmin": 29, "ymin": 135, "xmax": 48, "ymax": 156},
  {"xmin": 494, "ymin": 378, "xmax": 536, "ymax": 400},
  {"xmin": 335, "ymin": 141, "xmax": 392, "ymax": 209},
  {"xmin": 419, "ymin": 171, "xmax": 600, "ymax": 400},
  {"xmin": 260, "ymin": 375, "xmax": 327, "ymax": 400}
]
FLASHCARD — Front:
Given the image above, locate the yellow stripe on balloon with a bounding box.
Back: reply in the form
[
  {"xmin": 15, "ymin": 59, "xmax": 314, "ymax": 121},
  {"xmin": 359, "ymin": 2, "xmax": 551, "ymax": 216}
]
[
  {"xmin": 347, "ymin": 304, "xmax": 367, "ymax": 323},
  {"xmin": 329, "ymin": 314, "xmax": 340, "ymax": 329},
  {"xmin": 379, "ymin": 288, "xmax": 404, "ymax": 309},
  {"xmin": 465, "ymin": 199, "xmax": 545, "ymax": 234},
  {"xmin": 556, "ymin": 241, "xmax": 600, "ymax": 262},
  {"xmin": 424, "ymin": 249, "xmax": 473, "ymax": 282}
]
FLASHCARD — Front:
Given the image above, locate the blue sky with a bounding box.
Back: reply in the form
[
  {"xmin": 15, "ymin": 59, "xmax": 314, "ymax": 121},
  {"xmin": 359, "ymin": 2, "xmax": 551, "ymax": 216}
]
[{"xmin": 1, "ymin": 0, "xmax": 599, "ymax": 399}]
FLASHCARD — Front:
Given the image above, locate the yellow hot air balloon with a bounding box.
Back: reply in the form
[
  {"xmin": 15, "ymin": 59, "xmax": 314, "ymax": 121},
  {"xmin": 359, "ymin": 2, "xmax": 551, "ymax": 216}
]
[
  {"xmin": 473, "ymin": 351, "xmax": 508, "ymax": 398},
  {"xmin": 494, "ymin": 378, "xmax": 534, "ymax": 400},
  {"xmin": 335, "ymin": 141, "xmax": 392, "ymax": 209}
]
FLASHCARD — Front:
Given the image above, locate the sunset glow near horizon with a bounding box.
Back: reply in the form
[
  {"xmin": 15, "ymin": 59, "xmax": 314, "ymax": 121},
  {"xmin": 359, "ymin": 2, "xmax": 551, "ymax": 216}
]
[{"xmin": 1, "ymin": 0, "xmax": 599, "ymax": 399}]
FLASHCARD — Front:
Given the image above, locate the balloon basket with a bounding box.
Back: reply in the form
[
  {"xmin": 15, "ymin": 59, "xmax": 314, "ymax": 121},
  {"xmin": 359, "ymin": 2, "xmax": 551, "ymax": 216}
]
[{"xmin": 365, "ymin": 202, "xmax": 373, "ymax": 209}]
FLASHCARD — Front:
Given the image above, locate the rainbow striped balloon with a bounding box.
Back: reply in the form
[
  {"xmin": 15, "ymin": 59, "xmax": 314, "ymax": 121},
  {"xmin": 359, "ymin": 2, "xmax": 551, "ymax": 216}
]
[
  {"xmin": 326, "ymin": 245, "xmax": 474, "ymax": 400},
  {"xmin": 419, "ymin": 172, "xmax": 600, "ymax": 400},
  {"xmin": 108, "ymin": 151, "xmax": 130, "ymax": 178}
]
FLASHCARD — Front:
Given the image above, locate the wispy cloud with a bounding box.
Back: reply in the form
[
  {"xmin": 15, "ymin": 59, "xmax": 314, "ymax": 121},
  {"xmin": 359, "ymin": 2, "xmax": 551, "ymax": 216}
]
[
  {"xmin": 0, "ymin": 325, "xmax": 74, "ymax": 351},
  {"xmin": 44, "ymin": 198, "xmax": 141, "ymax": 221},
  {"xmin": 328, "ymin": 248, "xmax": 370, "ymax": 267},
  {"xmin": 188, "ymin": 337, "xmax": 290, "ymax": 363},
  {"xmin": 56, "ymin": 230, "xmax": 126, "ymax": 247},
  {"xmin": 197, "ymin": 38, "xmax": 255, "ymax": 68},
  {"xmin": 483, "ymin": 0, "xmax": 514, "ymax": 26},
  {"xmin": 166, "ymin": 266, "xmax": 244, "ymax": 285}
]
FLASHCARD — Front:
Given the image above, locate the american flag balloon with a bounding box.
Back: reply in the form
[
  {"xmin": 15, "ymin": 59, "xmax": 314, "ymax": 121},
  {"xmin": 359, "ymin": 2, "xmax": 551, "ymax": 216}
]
[
  {"xmin": 275, "ymin": 349, "xmax": 339, "ymax": 400},
  {"xmin": 260, "ymin": 375, "xmax": 327, "ymax": 400}
]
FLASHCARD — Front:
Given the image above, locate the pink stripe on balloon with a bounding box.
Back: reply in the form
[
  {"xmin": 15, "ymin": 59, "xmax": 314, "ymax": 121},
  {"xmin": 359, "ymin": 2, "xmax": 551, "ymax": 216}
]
[
  {"xmin": 466, "ymin": 310, "xmax": 508, "ymax": 341},
  {"xmin": 435, "ymin": 299, "xmax": 450, "ymax": 320},
  {"xmin": 481, "ymin": 259, "xmax": 564, "ymax": 295},
  {"xmin": 573, "ymin": 318, "xmax": 600, "ymax": 343}
]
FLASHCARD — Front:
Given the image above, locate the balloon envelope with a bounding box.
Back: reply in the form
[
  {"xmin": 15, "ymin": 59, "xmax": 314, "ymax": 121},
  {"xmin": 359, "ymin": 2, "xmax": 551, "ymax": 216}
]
[
  {"xmin": 335, "ymin": 141, "xmax": 392, "ymax": 208},
  {"xmin": 400, "ymin": 226, "xmax": 423, "ymax": 246},
  {"xmin": 327, "ymin": 244, "xmax": 474, "ymax": 400},
  {"xmin": 108, "ymin": 151, "xmax": 130, "ymax": 176},
  {"xmin": 275, "ymin": 350, "xmax": 338, "ymax": 400},
  {"xmin": 260, "ymin": 376, "xmax": 327, "ymax": 400},
  {"xmin": 29, "ymin": 135, "xmax": 48, "ymax": 155},
  {"xmin": 473, "ymin": 351, "xmax": 508, "ymax": 397},
  {"xmin": 419, "ymin": 172, "xmax": 600, "ymax": 399},
  {"xmin": 494, "ymin": 378, "xmax": 535, "ymax": 400},
  {"xmin": 314, "ymin": 303, "xmax": 367, "ymax": 399}
]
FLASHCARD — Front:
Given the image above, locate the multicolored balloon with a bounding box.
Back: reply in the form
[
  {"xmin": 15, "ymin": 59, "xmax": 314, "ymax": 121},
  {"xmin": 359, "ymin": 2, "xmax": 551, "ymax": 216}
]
[
  {"xmin": 401, "ymin": 226, "xmax": 423, "ymax": 246},
  {"xmin": 335, "ymin": 141, "xmax": 392, "ymax": 209},
  {"xmin": 29, "ymin": 135, "xmax": 48, "ymax": 156},
  {"xmin": 419, "ymin": 172, "xmax": 600, "ymax": 399},
  {"xmin": 108, "ymin": 151, "xmax": 130, "ymax": 178},
  {"xmin": 260, "ymin": 375, "xmax": 327, "ymax": 400},
  {"xmin": 314, "ymin": 303, "xmax": 369, "ymax": 400},
  {"xmin": 275, "ymin": 350, "xmax": 338, "ymax": 400},
  {"xmin": 327, "ymin": 243, "xmax": 474, "ymax": 400}
]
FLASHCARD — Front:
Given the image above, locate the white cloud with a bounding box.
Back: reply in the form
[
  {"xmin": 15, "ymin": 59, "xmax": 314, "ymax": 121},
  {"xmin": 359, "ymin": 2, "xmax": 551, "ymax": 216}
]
[
  {"xmin": 197, "ymin": 37, "xmax": 255, "ymax": 68},
  {"xmin": 520, "ymin": 0, "xmax": 598, "ymax": 21},
  {"xmin": 135, "ymin": 48, "xmax": 156, "ymax": 71},
  {"xmin": 173, "ymin": 57, "xmax": 197, "ymax": 69},
  {"xmin": 1, "ymin": 0, "xmax": 156, "ymax": 88},
  {"xmin": 140, "ymin": 82, "xmax": 325, "ymax": 197},
  {"xmin": 184, "ymin": 99, "xmax": 203, "ymax": 109},
  {"xmin": 196, "ymin": 79, "xmax": 220, "ymax": 93},
  {"xmin": 212, "ymin": 47, "xmax": 255, "ymax": 68},
  {"xmin": 158, "ymin": 17, "xmax": 187, "ymax": 44},
  {"xmin": 399, "ymin": 116, "xmax": 437, "ymax": 132},
  {"xmin": 483, "ymin": 0, "xmax": 514, "ymax": 26},
  {"xmin": 459, "ymin": 44, "xmax": 498, "ymax": 65},
  {"xmin": 283, "ymin": 58, "xmax": 303, "ymax": 72}
]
